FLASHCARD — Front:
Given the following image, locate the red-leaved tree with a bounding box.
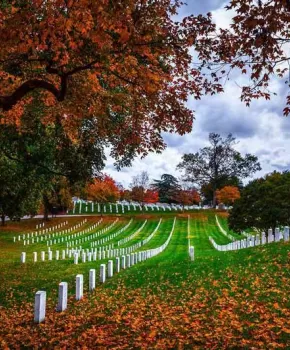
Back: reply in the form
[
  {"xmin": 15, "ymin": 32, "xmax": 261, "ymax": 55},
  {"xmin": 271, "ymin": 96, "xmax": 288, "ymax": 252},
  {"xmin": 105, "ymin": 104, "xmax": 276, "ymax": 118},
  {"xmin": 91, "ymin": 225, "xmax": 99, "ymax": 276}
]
[
  {"xmin": 86, "ymin": 175, "xmax": 120, "ymax": 211},
  {"xmin": 216, "ymin": 186, "xmax": 240, "ymax": 206},
  {"xmin": 175, "ymin": 189, "xmax": 200, "ymax": 209},
  {"xmin": 144, "ymin": 190, "xmax": 159, "ymax": 204}
]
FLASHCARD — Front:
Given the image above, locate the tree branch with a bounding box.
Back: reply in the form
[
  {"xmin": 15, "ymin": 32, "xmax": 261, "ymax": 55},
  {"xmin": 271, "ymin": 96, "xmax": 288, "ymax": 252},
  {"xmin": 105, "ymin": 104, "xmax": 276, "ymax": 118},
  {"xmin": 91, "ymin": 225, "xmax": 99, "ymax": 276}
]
[
  {"xmin": 2, "ymin": 150, "xmax": 66, "ymax": 177},
  {"xmin": 0, "ymin": 79, "xmax": 61, "ymax": 111}
]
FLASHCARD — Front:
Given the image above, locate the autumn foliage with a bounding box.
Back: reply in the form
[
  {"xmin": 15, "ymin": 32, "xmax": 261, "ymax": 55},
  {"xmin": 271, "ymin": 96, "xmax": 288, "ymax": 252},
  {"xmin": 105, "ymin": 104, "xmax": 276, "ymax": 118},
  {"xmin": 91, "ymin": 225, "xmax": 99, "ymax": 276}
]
[
  {"xmin": 0, "ymin": 0, "xmax": 221, "ymax": 162},
  {"xmin": 216, "ymin": 186, "xmax": 240, "ymax": 206},
  {"xmin": 86, "ymin": 175, "xmax": 119, "ymax": 204},
  {"xmin": 197, "ymin": 0, "xmax": 290, "ymax": 115},
  {"xmin": 175, "ymin": 189, "xmax": 200, "ymax": 207},
  {"xmin": 144, "ymin": 190, "xmax": 159, "ymax": 204},
  {"xmin": 119, "ymin": 189, "xmax": 132, "ymax": 202}
]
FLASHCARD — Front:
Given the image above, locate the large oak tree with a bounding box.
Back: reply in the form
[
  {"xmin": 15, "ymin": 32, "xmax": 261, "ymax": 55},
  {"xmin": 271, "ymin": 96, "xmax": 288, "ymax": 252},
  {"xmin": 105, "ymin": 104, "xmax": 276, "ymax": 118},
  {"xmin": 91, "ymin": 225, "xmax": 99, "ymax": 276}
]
[
  {"xmin": 177, "ymin": 133, "xmax": 261, "ymax": 207},
  {"xmin": 0, "ymin": 0, "xmax": 222, "ymax": 166}
]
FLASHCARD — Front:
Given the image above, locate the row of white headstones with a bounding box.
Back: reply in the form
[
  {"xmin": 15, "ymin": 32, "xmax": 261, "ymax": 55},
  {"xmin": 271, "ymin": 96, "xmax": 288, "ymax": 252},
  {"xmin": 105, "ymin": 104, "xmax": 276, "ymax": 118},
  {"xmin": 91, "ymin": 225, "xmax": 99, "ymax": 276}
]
[
  {"xmin": 117, "ymin": 220, "xmax": 147, "ymax": 245},
  {"xmin": 13, "ymin": 219, "xmax": 88, "ymax": 244},
  {"xmin": 21, "ymin": 219, "xmax": 162, "ymax": 264},
  {"xmin": 72, "ymin": 201, "xmax": 189, "ymax": 214},
  {"xmin": 19, "ymin": 217, "xmax": 108, "ymax": 262},
  {"xmin": 33, "ymin": 218, "xmax": 175, "ymax": 323},
  {"xmin": 19, "ymin": 218, "xmax": 128, "ymax": 263},
  {"xmin": 70, "ymin": 219, "xmax": 162, "ymax": 264},
  {"xmin": 46, "ymin": 218, "xmax": 118, "ymax": 248},
  {"xmin": 18, "ymin": 217, "xmax": 111, "ymax": 252},
  {"xmin": 210, "ymin": 226, "xmax": 290, "ymax": 251}
]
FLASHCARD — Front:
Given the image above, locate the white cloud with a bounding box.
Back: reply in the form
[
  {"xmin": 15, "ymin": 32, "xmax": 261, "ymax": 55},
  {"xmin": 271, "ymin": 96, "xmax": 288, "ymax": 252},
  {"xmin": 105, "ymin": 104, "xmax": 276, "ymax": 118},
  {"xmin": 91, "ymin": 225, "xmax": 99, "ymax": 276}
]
[
  {"xmin": 211, "ymin": 2, "xmax": 234, "ymax": 29},
  {"xmin": 104, "ymin": 1, "xmax": 290, "ymax": 188}
]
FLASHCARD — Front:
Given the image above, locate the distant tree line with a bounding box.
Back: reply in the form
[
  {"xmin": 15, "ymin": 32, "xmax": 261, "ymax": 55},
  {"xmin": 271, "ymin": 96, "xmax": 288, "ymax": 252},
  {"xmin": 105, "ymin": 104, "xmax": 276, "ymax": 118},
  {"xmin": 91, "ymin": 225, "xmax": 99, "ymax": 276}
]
[{"xmin": 2, "ymin": 128, "xmax": 289, "ymax": 232}]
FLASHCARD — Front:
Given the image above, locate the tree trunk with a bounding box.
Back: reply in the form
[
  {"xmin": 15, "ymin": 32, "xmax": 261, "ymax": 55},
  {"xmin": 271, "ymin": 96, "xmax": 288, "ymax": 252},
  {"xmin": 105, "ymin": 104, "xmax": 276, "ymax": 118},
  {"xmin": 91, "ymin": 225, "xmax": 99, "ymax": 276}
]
[
  {"xmin": 1, "ymin": 213, "xmax": 5, "ymax": 226},
  {"xmin": 212, "ymin": 183, "xmax": 217, "ymax": 208},
  {"xmin": 43, "ymin": 194, "xmax": 50, "ymax": 221}
]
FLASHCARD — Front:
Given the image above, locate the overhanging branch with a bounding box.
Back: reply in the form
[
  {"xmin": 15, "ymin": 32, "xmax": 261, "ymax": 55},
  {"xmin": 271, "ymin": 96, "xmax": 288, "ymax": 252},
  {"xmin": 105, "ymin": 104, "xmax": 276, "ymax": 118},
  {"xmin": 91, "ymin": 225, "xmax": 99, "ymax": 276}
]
[{"xmin": 0, "ymin": 79, "xmax": 62, "ymax": 111}]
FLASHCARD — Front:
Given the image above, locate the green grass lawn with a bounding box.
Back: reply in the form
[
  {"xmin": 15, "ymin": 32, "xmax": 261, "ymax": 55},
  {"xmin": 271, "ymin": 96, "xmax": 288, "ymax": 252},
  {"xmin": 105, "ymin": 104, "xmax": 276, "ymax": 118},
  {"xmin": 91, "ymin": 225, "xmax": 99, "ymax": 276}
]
[{"xmin": 0, "ymin": 212, "xmax": 289, "ymax": 348}]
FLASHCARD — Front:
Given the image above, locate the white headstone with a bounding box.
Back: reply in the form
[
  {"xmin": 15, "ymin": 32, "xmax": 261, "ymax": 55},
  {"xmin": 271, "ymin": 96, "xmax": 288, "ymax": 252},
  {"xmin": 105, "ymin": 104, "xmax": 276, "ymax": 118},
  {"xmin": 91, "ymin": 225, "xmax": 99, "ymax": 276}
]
[
  {"xmin": 100, "ymin": 264, "xmax": 106, "ymax": 283},
  {"xmin": 275, "ymin": 228, "xmax": 280, "ymax": 242},
  {"xmin": 126, "ymin": 254, "xmax": 131, "ymax": 268},
  {"xmin": 130, "ymin": 253, "xmax": 135, "ymax": 266},
  {"xmin": 268, "ymin": 229, "xmax": 274, "ymax": 243},
  {"xmin": 21, "ymin": 252, "xmax": 26, "ymax": 263},
  {"xmin": 89, "ymin": 269, "xmax": 96, "ymax": 291},
  {"xmin": 76, "ymin": 274, "xmax": 83, "ymax": 300},
  {"xmin": 34, "ymin": 291, "xmax": 46, "ymax": 323},
  {"xmin": 189, "ymin": 246, "xmax": 194, "ymax": 261},
  {"xmin": 57, "ymin": 282, "xmax": 68, "ymax": 312},
  {"xmin": 121, "ymin": 255, "xmax": 126, "ymax": 269},
  {"xmin": 116, "ymin": 257, "xmax": 120, "ymax": 273},
  {"xmin": 284, "ymin": 226, "xmax": 289, "ymax": 242},
  {"xmin": 108, "ymin": 260, "xmax": 113, "ymax": 277}
]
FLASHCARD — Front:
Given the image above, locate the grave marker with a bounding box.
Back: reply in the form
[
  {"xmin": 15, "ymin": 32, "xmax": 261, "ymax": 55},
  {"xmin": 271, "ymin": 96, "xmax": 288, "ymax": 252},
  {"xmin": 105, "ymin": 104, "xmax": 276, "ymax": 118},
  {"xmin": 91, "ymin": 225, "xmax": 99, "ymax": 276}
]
[
  {"xmin": 89, "ymin": 269, "xmax": 96, "ymax": 291},
  {"xmin": 108, "ymin": 260, "xmax": 113, "ymax": 277},
  {"xmin": 76, "ymin": 274, "xmax": 83, "ymax": 300},
  {"xmin": 34, "ymin": 291, "xmax": 46, "ymax": 323},
  {"xmin": 57, "ymin": 282, "xmax": 68, "ymax": 312},
  {"xmin": 100, "ymin": 264, "xmax": 106, "ymax": 283}
]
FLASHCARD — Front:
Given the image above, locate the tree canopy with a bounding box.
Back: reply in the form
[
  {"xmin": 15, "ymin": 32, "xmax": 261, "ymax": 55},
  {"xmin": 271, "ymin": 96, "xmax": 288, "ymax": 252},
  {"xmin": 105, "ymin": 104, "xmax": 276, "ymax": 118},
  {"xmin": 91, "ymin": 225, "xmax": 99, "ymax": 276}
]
[
  {"xmin": 216, "ymin": 186, "xmax": 240, "ymax": 206},
  {"xmin": 0, "ymin": 100, "xmax": 104, "ymax": 220},
  {"xmin": 0, "ymin": 0, "xmax": 223, "ymax": 166},
  {"xmin": 86, "ymin": 175, "xmax": 120, "ymax": 206},
  {"xmin": 174, "ymin": 189, "xmax": 200, "ymax": 208},
  {"xmin": 177, "ymin": 133, "xmax": 261, "ymax": 206},
  {"xmin": 0, "ymin": 154, "xmax": 44, "ymax": 225},
  {"xmin": 193, "ymin": 0, "xmax": 290, "ymax": 115},
  {"xmin": 151, "ymin": 174, "xmax": 180, "ymax": 203},
  {"xmin": 201, "ymin": 175, "xmax": 242, "ymax": 205},
  {"xmin": 228, "ymin": 171, "xmax": 290, "ymax": 233}
]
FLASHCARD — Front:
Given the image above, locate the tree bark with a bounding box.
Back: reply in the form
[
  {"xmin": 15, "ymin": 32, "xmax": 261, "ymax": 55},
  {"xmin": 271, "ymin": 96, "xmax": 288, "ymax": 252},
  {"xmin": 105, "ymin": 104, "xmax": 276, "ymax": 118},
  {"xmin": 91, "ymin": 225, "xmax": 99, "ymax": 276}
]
[
  {"xmin": 1, "ymin": 213, "xmax": 5, "ymax": 226},
  {"xmin": 43, "ymin": 194, "xmax": 50, "ymax": 221},
  {"xmin": 212, "ymin": 184, "xmax": 217, "ymax": 208}
]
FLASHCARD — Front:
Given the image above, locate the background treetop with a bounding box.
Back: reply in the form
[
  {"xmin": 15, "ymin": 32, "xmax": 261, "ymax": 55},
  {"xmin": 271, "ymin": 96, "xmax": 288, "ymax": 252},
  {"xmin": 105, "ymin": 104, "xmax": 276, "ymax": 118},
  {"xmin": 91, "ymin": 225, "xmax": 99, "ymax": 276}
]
[
  {"xmin": 151, "ymin": 174, "xmax": 180, "ymax": 203},
  {"xmin": 177, "ymin": 133, "xmax": 261, "ymax": 206}
]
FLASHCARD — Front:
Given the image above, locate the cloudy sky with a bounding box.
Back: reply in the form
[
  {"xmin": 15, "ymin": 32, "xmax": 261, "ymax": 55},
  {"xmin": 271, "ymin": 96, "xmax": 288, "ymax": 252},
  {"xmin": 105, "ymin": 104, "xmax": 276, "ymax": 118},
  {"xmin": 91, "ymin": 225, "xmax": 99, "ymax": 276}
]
[{"xmin": 105, "ymin": 1, "xmax": 290, "ymax": 188}]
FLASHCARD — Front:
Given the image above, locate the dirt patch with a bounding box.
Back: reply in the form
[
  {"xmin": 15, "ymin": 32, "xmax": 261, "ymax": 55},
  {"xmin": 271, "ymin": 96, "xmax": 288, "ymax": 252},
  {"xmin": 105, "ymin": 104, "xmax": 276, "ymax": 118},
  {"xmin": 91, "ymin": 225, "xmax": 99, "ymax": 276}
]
[
  {"xmin": 187, "ymin": 213, "xmax": 209, "ymax": 222},
  {"xmin": 216, "ymin": 211, "xmax": 229, "ymax": 218},
  {"xmin": 132, "ymin": 214, "xmax": 170, "ymax": 220}
]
